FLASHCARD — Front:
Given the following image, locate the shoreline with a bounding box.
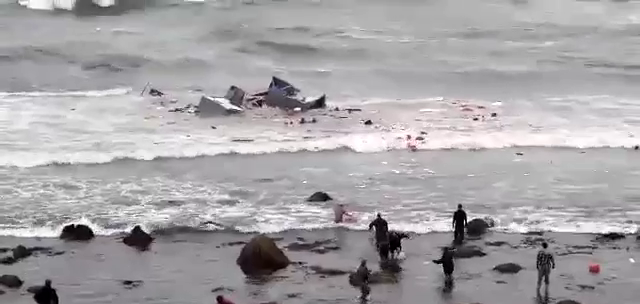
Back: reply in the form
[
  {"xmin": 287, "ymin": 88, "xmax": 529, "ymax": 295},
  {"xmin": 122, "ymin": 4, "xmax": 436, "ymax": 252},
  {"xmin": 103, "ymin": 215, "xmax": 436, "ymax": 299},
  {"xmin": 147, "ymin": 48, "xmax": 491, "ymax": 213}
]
[{"xmin": 1, "ymin": 228, "xmax": 638, "ymax": 304}]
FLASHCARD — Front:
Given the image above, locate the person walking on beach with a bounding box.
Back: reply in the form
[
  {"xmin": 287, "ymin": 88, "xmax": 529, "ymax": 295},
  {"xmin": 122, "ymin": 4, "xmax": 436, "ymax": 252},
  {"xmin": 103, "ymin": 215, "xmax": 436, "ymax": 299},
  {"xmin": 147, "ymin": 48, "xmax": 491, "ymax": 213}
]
[
  {"xmin": 452, "ymin": 204, "xmax": 467, "ymax": 244},
  {"xmin": 433, "ymin": 246, "xmax": 455, "ymax": 282},
  {"xmin": 33, "ymin": 279, "xmax": 58, "ymax": 304},
  {"xmin": 536, "ymin": 242, "xmax": 555, "ymax": 293}
]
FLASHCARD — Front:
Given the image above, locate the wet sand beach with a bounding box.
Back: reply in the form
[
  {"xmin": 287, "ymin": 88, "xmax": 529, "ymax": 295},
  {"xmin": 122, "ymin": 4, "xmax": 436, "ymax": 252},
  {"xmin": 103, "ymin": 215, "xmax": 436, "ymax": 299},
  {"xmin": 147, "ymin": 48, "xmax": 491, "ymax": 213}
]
[{"xmin": 1, "ymin": 229, "xmax": 638, "ymax": 304}]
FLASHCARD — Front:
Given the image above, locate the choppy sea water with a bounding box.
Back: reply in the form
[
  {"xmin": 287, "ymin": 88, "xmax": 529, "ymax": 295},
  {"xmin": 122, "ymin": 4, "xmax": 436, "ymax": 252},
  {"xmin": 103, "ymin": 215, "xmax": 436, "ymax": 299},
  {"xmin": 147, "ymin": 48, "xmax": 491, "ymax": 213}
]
[{"xmin": 1, "ymin": 0, "xmax": 640, "ymax": 237}]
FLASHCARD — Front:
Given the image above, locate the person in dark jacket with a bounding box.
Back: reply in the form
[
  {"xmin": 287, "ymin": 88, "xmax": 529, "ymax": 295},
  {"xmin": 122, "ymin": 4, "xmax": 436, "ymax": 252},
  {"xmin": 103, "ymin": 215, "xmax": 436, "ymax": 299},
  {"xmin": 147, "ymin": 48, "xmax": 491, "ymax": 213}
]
[
  {"xmin": 433, "ymin": 247, "xmax": 455, "ymax": 281},
  {"xmin": 369, "ymin": 213, "xmax": 390, "ymax": 260},
  {"xmin": 369, "ymin": 213, "xmax": 389, "ymax": 245},
  {"xmin": 33, "ymin": 279, "xmax": 58, "ymax": 304},
  {"xmin": 452, "ymin": 204, "xmax": 468, "ymax": 243}
]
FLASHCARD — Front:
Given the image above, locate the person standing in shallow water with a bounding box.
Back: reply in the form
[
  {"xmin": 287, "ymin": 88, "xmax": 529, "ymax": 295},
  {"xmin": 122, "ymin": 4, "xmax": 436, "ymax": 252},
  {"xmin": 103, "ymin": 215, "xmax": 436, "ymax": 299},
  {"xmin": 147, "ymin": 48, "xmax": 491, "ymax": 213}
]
[
  {"xmin": 536, "ymin": 242, "xmax": 555, "ymax": 294},
  {"xmin": 369, "ymin": 213, "xmax": 390, "ymax": 260},
  {"xmin": 355, "ymin": 260, "xmax": 371, "ymax": 301},
  {"xmin": 368, "ymin": 213, "xmax": 389, "ymax": 247},
  {"xmin": 452, "ymin": 204, "xmax": 467, "ymax": 244},
  {"xmin": 33, "ymin": 279, "xmax": 58, "ymax": 304}
]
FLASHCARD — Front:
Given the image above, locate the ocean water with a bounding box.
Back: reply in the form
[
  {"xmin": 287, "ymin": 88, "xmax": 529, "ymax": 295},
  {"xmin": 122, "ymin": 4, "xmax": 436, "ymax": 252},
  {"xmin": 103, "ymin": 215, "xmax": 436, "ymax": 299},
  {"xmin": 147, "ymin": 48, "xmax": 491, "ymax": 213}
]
[{"xmin": 2, "ymin": 0, "xmax": 640, "ymax": 238}]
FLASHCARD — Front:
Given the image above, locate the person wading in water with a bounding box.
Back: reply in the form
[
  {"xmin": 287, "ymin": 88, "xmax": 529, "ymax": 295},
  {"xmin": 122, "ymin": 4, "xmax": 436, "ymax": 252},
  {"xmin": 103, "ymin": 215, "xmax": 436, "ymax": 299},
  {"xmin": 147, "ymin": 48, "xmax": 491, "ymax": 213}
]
[
  {"xmin": 368, "ymin": 213, "xmax": 390, "ymax": 260},
  {"xmin": 452, "ymin": 204, "xmax": 467, "ymax": 244}
]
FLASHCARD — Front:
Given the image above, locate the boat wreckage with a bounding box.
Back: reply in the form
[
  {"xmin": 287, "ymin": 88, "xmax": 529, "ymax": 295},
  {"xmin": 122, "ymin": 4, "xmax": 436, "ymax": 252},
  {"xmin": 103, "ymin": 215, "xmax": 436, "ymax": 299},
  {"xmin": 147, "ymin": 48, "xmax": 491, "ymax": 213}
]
[{"xmin": 145, "ymin": 76, "xmax": 327, "ymax": 117}]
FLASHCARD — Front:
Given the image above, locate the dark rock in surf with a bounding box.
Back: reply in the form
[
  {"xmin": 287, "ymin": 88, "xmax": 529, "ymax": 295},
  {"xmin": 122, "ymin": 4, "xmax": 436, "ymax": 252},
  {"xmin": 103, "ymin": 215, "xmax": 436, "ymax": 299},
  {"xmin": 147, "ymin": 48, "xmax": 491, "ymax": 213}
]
[
  {"xmin": 556, "ymin": 300, "xmax": 581, "ymax": 304},
  {"xmin": 211, "ymin": 286, "xmax": 234, "ymax": 293},
  {"xmin": 453, "ymin": 245, "xmax": 487, "ymax": 259},
  {"xmin": 308, "ymin": 265, "xmax": 350, "ymax": 276},
  {"xmin": 522, "ymin": 231, "xmax": 544, "ymax": 236},
  {"xmin": 236, "ymin": 235, "xmax": 290, "ymax": 276},
  {"xmin": 60, "ymin": 224, "xmax": 95, "ymax": 241},
  {"xmin": 348, "ymin": 271, "xmax": 398, "ymax": 286},
  {"xmin": 306, "ymin": 191, "xmax": 333, "ymax": 202},
  {"xmin": 123, "ymin": 225, "xmax": 154, "ymax": 250},
  {"xmin": 363, "ymin": 119, "xmax": 373, "ymax": 125},
  {"xmin": 0, "ymin": 257, "xmax": 16, "ymax": 265},
  {"xmin": 0, "ymin": 275, "xmax": 23, "ymax": 288},
  {"xmin": 0, "ymin": 289, "xmax": 4, "ymax": 295},
  {"xmin": 149, "ymin": 88, "xmax": 164, "ymax": 97},
  {"xmin": 595, "ymin": 232, "xmax": 625, "ymax": 242},
  {"xmin": 121, "ymin": 280, "xmax": 143, "ymax": 289},
  {"xmin": 12, "ymin": 245, "xmax": 30, "ymax": 260},
  {"xmin": 493, "ymin": 263, "xmax": 523, "ymax": 274},
  {"xmin": 467, "ymin": 218, "xmax": 492, "ymax": 237},
  {"xmin": 485, "ymin": 241, "xmax": 510, "ymax": 247},
  {"xmin": 27, "ymin": 285, "xmax": 43, "ymax": 294},
  {"xmin": 221, "ymin": 241, "xmax": 247, "ymax": 247}
]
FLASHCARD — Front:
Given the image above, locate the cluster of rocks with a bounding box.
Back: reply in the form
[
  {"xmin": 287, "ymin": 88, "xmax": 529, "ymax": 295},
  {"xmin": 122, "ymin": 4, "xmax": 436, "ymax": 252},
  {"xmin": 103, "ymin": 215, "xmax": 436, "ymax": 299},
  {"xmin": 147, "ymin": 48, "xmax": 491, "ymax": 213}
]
[
  {"xmin": 59, "ymin": 224, "xmax": 154, "ymax": 251},
  {"xmin": 0, "ymin": 245, "xmax": 63, "ymax": 266}
]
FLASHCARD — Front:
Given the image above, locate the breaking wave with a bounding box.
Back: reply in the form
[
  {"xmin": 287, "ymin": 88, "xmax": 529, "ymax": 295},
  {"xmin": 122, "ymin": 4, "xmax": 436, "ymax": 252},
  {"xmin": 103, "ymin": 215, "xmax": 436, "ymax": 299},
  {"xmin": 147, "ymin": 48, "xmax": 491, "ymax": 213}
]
[
  {"xmin": 16, "ymin": 0, "xmax": 195, "ymax": 12},
  {"xmin": 0, "ymin": 215, "xmax": 636, "ymax": 238},
  {"xmin": 0, "ymin": 87, "xmax": 131, "ymax": 98},
  {"xmin": 0, "ymin": 131, "xmax": 638, "ymax": 168}
]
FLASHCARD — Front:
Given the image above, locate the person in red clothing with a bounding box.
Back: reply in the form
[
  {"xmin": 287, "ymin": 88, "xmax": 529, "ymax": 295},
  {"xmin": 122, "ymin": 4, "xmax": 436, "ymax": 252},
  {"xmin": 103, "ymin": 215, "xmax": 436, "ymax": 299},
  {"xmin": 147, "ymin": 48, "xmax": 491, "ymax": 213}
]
[{"xmin": 216, "ymin": 295, "xmax": 235, "ymax": 304}]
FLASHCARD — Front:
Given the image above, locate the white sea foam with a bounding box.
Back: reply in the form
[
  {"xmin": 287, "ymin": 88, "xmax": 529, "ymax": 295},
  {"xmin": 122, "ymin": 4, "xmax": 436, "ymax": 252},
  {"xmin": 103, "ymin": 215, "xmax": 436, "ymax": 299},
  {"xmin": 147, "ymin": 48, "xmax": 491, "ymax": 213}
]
[
  {"xmin": 0, "ymin": 88, "xmax": 131, "ymax": 98},
  {"xmin": 0, "ymin": 213, "xmax": 635, "ymax": 238},
  {"xmin": 0, "ymin": 88, "xmax": 639, "ymax": 168}
]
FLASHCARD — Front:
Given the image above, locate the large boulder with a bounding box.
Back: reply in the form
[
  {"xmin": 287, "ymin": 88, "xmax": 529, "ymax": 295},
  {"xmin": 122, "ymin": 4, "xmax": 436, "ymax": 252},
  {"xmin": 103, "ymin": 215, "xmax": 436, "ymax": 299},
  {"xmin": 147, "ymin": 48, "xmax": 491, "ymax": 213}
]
[
  {"xmin": 236, "ymin": 235, "xmax": 290, "ymax": 275},
  {"xmin": 123, "ymin": 225, "xmax": 154, "ymax": 251},
  {"xmin": 60, "ymin": 224, "xmax": 95, "ymax": 241},
  {"xmin": 467, "ymin": 218, "xmax": 491, "ymax": 236},
  {"xmin": 348, "ymin": 271, "xmax": 398, "ymax": 286},
  {"xmin": 0, "ymin": 275, "xmax": 23, "ymax": 288},
  {"xmin": 306, "ymin": 191, "xmax": 333, "ymax": 202},
  {"xmin": 453, "ymin": 245, "xmax": 487, "ymax": 259},
  {"xmin": 493, "ymin": 263, "xmax": 523, "ymax": 274}
]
